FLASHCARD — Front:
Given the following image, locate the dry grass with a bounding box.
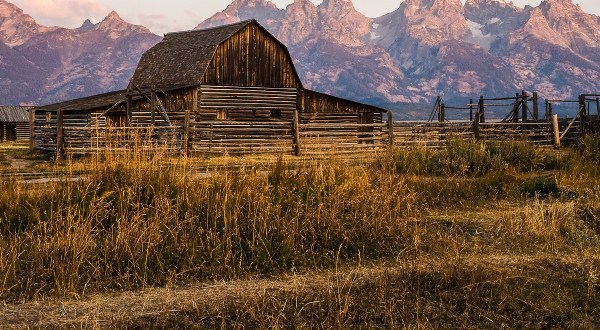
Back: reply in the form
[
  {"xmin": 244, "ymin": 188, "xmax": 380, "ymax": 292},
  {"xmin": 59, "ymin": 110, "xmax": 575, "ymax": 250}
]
[{"xmin": 1, "ymin": 137, "xmax": 600, "ymax": 328}]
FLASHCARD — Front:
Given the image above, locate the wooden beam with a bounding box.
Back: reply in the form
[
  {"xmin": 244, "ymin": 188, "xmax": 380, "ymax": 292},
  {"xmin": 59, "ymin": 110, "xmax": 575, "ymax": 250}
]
[
  {"xmin": 579, "ymin": 94, "xmax": 587, "ymax": 135},
  {"xmin": 387, "ymin": 111, "xmax": 394, "ymax": 147},
  {"xmin": 126, "ymin": 84, "xmax": 133, "ymax": 126},
  {"xmin": 521, "ymin": 91, "xmax": 528, "ymax": 122},
  {"xmin": 552, "ymin": 114, "xmax": 560, "ymax": 148},
  {"xmin": 293, "ymin": 109, "xmax": 301, "ymax": 156},
  {"xmin": 151, "ymin": 85, "xmax": 156, "ymax": 126},
  {"xmin": 29, "ymin": 108, "xmax": 35, "ymax": 150},
  {"xmin": 478, "ymin": 96, "xmax": 485, "ymax": 123},
  {"xmin": 183, "ymin": 110, "xmax": 190, "ymax": 156},
  {"xmin": 469, "ymin": 98, "xmax": 473, "ymax": 122},
  {"xmin": 56, "ymin": 110, "xmax": 64, "ymax": 157},
  {"xmin": 532, "ymin": 91, "xmax": 539, "ymax": 121}
]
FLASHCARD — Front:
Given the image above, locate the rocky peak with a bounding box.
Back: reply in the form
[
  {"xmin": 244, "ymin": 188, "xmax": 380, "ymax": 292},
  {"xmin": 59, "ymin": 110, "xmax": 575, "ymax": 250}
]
[
  {"xmin": 511, "ymin": 7, "xmax": 570, "ymax": 48},
  {"xmin": 399, "ymin": 0, "xmax": 469, "ymax": 45},
  {"xmin": 464, "ymin": 0, "xmax": 522, "ymax": 23},
  {"xmin": 77, "ymin": 19, "xmax": 95, "ymax": 32},
  {"xmin": 96, "ymin": 11, "xmax": 152, "ymax": 37},
  {"xmin": 537, "ymin": 0, "xmax": 600, "ymax": 48},
  {"xmin": 279, "ymin": 0, "xmax": 318, "ymax": 44},
  {"xmin": 319, "ymin": 0, "xmax": 356, "ymax": 17},
  {"xmin": 463, "ymin": 0, "xmax": 524, "ymax": 49},
  {"xmin": 196, "ymin": 0, "xmax": 284, "ymax": 31},
  {"xmin": 0, "ymin": 0, "xmax": 50, "ymax": 46},
  {"xmin": 316, "ymin": 0, "xmax": 372, "ymax": 46}
]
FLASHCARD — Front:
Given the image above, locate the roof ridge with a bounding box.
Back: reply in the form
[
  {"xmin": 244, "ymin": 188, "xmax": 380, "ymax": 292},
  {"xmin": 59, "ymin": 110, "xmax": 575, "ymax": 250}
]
[{"xmin": 165, "ymin": 19, "xmax": 255, "ymax": 37}]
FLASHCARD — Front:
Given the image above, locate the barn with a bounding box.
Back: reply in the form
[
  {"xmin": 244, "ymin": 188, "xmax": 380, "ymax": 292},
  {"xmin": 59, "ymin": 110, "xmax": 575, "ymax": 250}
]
[
  {"xmin": 0, "ymin": 106, "xmax": 31, "ymax": 142},
  {"xmin": 32, "ymin": 19, "xmax": 389, "ymax": 155}
]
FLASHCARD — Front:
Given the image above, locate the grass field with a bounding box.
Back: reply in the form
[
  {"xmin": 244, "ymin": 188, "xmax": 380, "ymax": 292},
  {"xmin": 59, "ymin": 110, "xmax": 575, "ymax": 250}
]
[{"xmin": 0, "ymin": 138, "xmax": 599, "ymax": 328}]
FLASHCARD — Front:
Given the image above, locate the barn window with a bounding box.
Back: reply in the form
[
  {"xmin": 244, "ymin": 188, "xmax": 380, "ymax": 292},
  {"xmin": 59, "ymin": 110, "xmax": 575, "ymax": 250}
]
[
  {"xmin": 106, "ymin": 112, "xmax": 127, "ymax": 127},
  {"xmin": 45, "ymin": 112, "xmax": 52, "ymax": 128},
  {"xmin": 270, "ymin": 109, "xmax": 282, "ymax": 119},
  {"xmin": 216, "ymin": 110, "xmax": 228, "ymax": 120}
]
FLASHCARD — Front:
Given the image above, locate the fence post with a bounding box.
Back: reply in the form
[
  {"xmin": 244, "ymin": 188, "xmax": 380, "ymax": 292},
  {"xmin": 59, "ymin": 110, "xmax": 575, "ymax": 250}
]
[
  {"xmin": 29, "ymin": 108, "xmax": 35, "ymax": 150},
  {"xmin": 579, "ymin": 94, "xmax": 587, "ymax": 136},
  {"xmin": 552, "ymin": 114, "xmax": 560, "ymax": 148},
  {"xmin": 439, "ymin": 103, "xmax": 445, "ymax": 123},
  {"xmin": 469, "ymin": 98, "xmax": 473, "ymax": 122},
  {"xmin": 533, "ymin": 92, "xmax": 539, "ymax": 121},
  {"xmin": 474, "ymin": 107, "xmax": 480, "ymax": 140},
  {"xmin": 293, "ymin": 109, "xmax": 301, "ymax": 156},
  {"xmin": 183, "ymin": 110, "xmax": 190, "ymax": 156},
  {"xmin": 521, "ymin": 91, "xmax": 528, "ymax": 122},
  {"xmin": 478, "ymin": 96, "xmax": 485, "ymax": 123},
  {"xmin": 545, "ymin": 100, "xmax": 551, "ymax": 121},
  {"xmin": 387, "ymin": 111, "xmax": 394, "ymax": 147},
  {"xmin": 126, "ymin": 84, "xmax": 132, "ymax": 126},
  {"xmin": 596, "ymin": 97, "xmax": 599, "ymax": 117},
  {"xmin": 56, "ymin": 110, "xmax": 64, "ymax": 157},
  {"xmin": 510, "ymin": 92, "xmax": 519, "ymax": 122}
]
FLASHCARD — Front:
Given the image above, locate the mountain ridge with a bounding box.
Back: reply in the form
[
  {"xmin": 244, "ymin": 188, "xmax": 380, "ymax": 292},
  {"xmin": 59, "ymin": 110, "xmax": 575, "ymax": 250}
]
[{"xmin": 1, "ymin": 0, "xmax": 599, "ymax": 110}]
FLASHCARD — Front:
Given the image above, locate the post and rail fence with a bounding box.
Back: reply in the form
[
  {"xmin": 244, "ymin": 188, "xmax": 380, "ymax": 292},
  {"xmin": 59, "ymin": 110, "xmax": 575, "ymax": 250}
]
[{"xmin": 31, "ymin": 93, "xmax": 600, "ymax": 157}]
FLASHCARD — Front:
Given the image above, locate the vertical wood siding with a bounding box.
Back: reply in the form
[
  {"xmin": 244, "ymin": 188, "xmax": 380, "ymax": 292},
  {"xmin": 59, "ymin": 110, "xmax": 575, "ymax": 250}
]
[{"xmin": 202, "ymin": 24, "xmax": 300, "ymax": 88}]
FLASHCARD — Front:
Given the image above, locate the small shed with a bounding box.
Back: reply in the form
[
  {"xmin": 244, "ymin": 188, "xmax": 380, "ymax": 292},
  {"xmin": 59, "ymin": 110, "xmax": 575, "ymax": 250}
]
[
  {"xmin": 0, "ymin": 106, "xmax": 31, "ymax": 142},
  {"xmin": 32, "ymin": 19, "xmax": 389, "ymax": 155}
]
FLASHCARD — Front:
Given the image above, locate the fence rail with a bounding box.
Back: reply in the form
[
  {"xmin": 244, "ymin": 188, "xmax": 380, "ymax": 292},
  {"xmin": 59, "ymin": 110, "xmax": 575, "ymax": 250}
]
[{"xmin": 37, "ymin": 106, "xmax": 596, "ymax": 157}]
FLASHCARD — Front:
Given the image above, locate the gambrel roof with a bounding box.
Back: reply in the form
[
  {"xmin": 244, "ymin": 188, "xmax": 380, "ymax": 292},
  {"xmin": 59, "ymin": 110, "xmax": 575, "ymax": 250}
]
[
  {"xmin": 0, "ymin": 106, "xmax": 32, "ymax": 122},
  {"xmin": 131, "ymin": 19, "xmax": 301, "ymax": 89}
]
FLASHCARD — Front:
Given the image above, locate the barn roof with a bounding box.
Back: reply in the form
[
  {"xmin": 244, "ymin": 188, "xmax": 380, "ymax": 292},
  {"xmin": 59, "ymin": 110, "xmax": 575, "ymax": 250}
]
[
  {"xmin": 131, "ymin": 20, "xmax": 253, "ymax": 89},
  {"xmin": 0, "ymin": 106, "xmax": 32, "ymax": 122}
]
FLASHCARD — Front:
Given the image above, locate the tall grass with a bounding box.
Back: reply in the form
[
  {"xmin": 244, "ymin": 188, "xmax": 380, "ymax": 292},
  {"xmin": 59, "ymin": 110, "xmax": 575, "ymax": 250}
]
[{"xmin": 1, "ymin": 137, "xmax": 599, "ymax": 303}]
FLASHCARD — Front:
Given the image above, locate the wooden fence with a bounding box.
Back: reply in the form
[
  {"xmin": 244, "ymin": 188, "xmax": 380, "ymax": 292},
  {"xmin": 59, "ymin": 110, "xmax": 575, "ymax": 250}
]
[{"xmin": 35, "ymin": 109, "xmax": 577, "ymax": 157}]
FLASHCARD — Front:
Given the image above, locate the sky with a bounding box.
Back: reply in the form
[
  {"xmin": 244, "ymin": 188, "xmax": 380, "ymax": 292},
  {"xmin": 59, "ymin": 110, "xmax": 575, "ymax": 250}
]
[{"xmin": 9, "ymin": 0, "xmax": 600, "ymax": 35}]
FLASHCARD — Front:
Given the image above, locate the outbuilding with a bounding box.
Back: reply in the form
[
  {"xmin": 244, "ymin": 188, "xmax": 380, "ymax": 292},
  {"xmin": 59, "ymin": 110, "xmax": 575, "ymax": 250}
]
[{"xmin": 0, "ymin": 106, "xmax": 31, "ymax": 142}]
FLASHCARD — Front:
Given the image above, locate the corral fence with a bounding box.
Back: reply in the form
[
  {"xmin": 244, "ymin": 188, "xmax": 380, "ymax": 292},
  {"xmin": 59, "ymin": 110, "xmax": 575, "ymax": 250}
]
[{"xmin": 35, "ymin": 93, "xmax": 600, "ymax": 156}]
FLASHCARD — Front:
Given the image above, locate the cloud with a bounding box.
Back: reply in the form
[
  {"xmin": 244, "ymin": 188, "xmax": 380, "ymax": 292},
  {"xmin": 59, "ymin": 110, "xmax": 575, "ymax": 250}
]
[{"xmin": 11, "ymin": 0, "xmax": 110, "ymax": 27}]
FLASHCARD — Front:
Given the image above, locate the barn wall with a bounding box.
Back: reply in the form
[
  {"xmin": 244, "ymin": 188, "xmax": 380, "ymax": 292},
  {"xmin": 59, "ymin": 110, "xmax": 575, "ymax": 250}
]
[
  {"xmin": 202, "ymin": 24, "xmax": 300, "ymax": 88},
  {"xmin": 198, "ymin": 85, "xmax": 296, "ymax": 122}
]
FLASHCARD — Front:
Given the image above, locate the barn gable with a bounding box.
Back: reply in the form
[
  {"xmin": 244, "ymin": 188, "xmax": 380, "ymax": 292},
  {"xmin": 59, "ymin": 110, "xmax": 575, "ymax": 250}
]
[{"xmin": 131, "ymin": 19, "xmax": 302, "ymax": 90}]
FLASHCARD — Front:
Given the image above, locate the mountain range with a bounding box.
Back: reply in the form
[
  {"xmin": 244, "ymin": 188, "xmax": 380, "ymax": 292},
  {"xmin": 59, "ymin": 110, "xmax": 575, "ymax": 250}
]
[{"xmin": 1, "ymin": 0, "xmax": 599, "ymax": 112}]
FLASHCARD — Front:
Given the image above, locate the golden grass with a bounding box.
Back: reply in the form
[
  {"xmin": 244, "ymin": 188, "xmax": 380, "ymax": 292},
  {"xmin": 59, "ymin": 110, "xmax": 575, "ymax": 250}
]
[{"xmin": 0, "ymin": 136, "xmax": 599, "ymax": 328}]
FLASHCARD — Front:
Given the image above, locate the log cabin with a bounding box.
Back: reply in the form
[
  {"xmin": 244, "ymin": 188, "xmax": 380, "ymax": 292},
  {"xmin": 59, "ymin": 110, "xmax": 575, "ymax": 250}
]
[
  {"xmin": 32, "ymin": 19, "xmax": 388, "ymax": 155},
  {"xmin": 0, "ymin": 106, "xmax": 31, "ymax": 142}
]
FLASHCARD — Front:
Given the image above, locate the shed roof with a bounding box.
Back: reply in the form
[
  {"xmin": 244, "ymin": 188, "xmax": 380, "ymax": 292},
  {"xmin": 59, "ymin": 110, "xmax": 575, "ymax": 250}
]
[
  {"xmin": 131, "ymin": 20, "xmax": 253, "ymax": 89},
  {"xmin": 36, "ymin": 90, "xmax": 129, "ymax": 112},
  {"xmin": 0, "ymin": 106, "xmax": 32, "ymax": 122}
]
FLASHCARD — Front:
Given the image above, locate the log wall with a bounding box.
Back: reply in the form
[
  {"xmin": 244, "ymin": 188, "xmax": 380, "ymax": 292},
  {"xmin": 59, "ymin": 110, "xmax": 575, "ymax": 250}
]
[{"xmin": 198, "ymin": 85, "xmax": 296, "ymax": 122}]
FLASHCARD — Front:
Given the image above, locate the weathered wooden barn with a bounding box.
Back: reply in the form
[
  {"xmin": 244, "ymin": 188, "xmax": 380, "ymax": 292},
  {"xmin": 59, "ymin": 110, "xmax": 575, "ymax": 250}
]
[
  {"xmin": 0, "ymin": 106, "xmax": 31, "ymax": 142},
  {"xmin": 32, "ymin": 19, "xmax": 389, "ymax": 155}
]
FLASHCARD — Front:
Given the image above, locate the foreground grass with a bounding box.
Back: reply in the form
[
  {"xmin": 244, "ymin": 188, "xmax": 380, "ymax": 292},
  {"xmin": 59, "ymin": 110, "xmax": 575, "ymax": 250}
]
[{"xmin": 1, "ymin": 138, "xmax": 600, "ymax": 328}]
